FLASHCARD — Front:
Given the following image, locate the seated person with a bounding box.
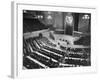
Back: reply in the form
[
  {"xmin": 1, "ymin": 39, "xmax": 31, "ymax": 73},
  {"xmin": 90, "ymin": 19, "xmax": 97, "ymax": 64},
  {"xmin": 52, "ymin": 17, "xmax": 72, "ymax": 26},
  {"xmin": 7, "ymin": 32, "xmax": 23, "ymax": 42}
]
[
  {"xmin": 49, "ymin": 31, "xmax": 55, "ymax": 40},
  {"xmin": 39, "ymin": 33, "xmax": 43, "ymax": 38}
]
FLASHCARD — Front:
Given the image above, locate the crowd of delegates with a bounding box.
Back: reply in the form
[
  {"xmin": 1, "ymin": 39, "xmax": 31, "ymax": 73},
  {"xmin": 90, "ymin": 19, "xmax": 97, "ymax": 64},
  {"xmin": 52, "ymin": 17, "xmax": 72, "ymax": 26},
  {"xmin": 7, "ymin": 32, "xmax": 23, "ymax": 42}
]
[{"xmin": 23, "ymin": 34, "xmax": 90, "ymax": 69}]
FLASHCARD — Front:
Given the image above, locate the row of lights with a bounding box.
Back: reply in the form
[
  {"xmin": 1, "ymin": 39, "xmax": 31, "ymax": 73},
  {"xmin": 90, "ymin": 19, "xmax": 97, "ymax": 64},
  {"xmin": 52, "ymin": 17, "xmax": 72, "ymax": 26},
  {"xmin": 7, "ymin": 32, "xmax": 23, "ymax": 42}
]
[
  {"xmin": 82, "ymin": 14, "xmax": 90, "ymax": 20},
  {"xmin": 34, "ymin": 15, "xmax": 53, "ymax": 20},
  {"xmin": 34, "ymin": 15, "xmax": 43, "ymax": 19},
  {"xmin": 24, "ymin": 10, "xmax": 90, "ymax": 20},
  {"xmin": 23, "ymin": 10, "xmax": 44, "ymax": 19},
  {"xmin": 24, "ymin": 10, "xmax": 53, "ymax": 20}
]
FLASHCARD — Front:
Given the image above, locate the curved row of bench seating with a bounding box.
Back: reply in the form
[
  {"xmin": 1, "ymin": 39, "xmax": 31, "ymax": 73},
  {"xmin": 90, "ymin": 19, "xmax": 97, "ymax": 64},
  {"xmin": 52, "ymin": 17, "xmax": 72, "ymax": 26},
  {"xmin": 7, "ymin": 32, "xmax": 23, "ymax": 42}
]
[{"xmin": 23, "ymin": 37, "xmax": 90, "ymax": 69}]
